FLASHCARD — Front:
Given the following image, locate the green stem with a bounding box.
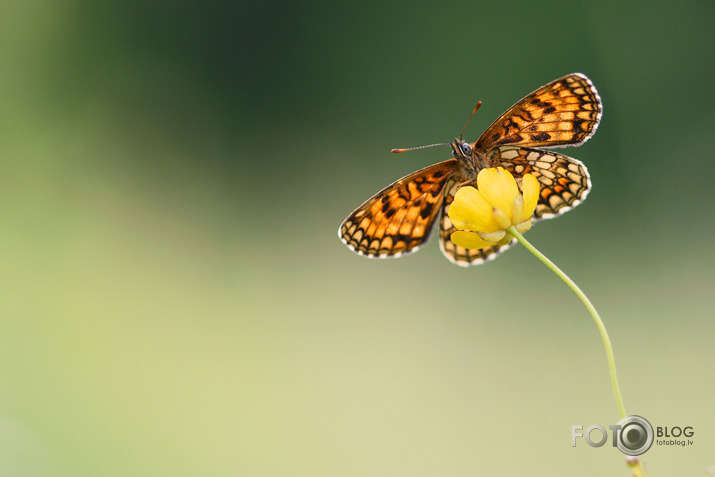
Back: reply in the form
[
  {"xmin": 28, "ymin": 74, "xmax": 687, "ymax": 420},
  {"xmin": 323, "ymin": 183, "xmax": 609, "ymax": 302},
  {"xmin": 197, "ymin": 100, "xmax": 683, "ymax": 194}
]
[{"xmin": 506, "ymin": 226, "xmax": 627, "ymax": 419}]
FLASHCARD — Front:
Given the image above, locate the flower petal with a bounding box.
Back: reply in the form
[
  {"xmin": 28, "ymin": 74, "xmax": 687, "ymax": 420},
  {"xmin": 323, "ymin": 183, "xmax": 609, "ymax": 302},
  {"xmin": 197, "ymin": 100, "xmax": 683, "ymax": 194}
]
[
  {"xmin": 497, "ymin": 235, "xmax": 514, "ymax": 246},
  {"xmin": 448, "ymin": 186, "xmax": 501, "ymax": 233},
  {"xmin": 520, "ymin": 173, "xmax": 540, "ymax": 221},
  {"xmin": 477, "ymin": 230, "xmax": 507, "ymax": 243},
  {"xmin": 511, "ymin": 194, "xmax": 524, "ymax": 227},
  {"xmin": 477, "ymin": 167, "xmax": 519, "ymax": 222},
  {"xmin": 450, "ymin": 230, "xmax": 493, "ymax": 250},
  {"xmin": 491, "ymin": 207, "xmax": 512, "ymax": 230},
  {"xmin": 515, "ymin": 219, "xmax": 532, "ymax": 233}
]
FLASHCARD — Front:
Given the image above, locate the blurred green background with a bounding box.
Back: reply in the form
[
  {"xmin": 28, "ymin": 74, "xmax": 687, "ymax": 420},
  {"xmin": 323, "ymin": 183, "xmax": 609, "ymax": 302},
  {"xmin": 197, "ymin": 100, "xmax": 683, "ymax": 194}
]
[{"xmin": 1, "ymin": 1, "xmax": 713, "ymax": 476}]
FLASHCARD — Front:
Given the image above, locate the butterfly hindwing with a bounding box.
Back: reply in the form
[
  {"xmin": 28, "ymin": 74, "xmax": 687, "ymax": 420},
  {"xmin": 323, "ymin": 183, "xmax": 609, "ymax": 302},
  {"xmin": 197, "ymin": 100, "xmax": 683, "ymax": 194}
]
[
  {"xmin": 339, "ymin": 159, "xmax": 458, "ymax": 258},
  {"xmin": 493, "ymin": 146, "xmax": 591, "ymax": 220}
]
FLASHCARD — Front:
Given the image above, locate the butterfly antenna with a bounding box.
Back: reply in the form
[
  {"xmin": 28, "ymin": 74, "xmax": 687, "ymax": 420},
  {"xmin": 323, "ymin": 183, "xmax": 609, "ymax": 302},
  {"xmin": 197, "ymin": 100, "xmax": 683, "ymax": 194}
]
[
  {"xmin": 391, "ymin": 142, "xmax": 449, "ymax": 154},
  {"xmin": 459, "ymin": 101, "xmax": 482, "ymax": 139},
  {"xmin": 392, "ymin": 101, "xmax": 482, "ymax": 153}
]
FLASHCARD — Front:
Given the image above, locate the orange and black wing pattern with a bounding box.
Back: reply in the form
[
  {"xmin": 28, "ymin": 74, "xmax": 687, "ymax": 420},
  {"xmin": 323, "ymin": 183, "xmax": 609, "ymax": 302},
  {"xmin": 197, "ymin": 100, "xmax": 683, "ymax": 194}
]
[
  {"xmin": 494, "ymin": 146, "xmax": 591, "ymax": 220},
  {"xmin": 475, "ymin": 73, "xmax": 601, "ymax": 151},
  {"xmin": 339, "ymin": 160, "xmax": 458, "ymax": 258}
]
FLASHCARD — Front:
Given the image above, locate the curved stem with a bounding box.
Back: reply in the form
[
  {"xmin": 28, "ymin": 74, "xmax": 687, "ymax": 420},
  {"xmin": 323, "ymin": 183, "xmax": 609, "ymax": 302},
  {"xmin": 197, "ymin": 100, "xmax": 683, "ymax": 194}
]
[
  {"xmin": 506, "ymin": 227, "xmax": 647, "ymax": 475},
  {"xmin": 506, "ymin": 226, "xmax": 627, "ymax": 418}
]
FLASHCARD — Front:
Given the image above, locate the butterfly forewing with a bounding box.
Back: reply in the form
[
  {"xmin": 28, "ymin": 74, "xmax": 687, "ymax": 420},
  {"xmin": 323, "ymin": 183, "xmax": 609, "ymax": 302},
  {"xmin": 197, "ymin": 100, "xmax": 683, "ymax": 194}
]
[
  {"xmin": 475, "ymin": 73, "xmax": 601, "ymax": 151},
  {"xmin": 339, "ymin": 159, "xmax": 459, "ymax": 258}
]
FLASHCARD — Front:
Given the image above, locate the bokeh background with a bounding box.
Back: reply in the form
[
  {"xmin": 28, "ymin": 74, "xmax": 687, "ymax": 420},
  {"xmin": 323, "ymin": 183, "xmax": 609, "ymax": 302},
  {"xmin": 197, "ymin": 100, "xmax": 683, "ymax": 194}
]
[{"xmin": 1, "ymin": 1, "xmax": 713, "ymax": 476}]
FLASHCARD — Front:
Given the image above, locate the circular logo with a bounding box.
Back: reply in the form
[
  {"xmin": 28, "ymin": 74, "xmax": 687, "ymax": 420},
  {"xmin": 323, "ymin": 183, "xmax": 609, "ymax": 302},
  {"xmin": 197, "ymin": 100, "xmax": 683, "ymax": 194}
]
[{"xmin": 616, "ymin": 415, "xmax": 654, "ymax": 456}]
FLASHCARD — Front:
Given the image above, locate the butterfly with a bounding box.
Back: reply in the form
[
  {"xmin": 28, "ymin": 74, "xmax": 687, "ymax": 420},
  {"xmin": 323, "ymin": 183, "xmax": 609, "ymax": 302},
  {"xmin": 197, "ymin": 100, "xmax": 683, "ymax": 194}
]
[{"xmin": 339, "ymin": 73, "xmax": 602, "ymax": 266}]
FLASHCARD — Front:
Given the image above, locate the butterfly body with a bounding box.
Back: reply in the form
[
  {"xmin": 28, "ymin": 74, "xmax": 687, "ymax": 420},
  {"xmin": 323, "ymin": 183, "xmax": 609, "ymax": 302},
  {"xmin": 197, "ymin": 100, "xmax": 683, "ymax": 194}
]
[{"xmin": 339, "ymin": 73, "xmax": 602, "ymax": 266}]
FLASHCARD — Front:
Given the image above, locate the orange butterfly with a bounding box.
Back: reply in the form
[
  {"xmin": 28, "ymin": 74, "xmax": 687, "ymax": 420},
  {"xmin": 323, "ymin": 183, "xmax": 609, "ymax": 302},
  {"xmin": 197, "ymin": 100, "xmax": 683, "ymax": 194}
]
[{"xmin": 339, "ymin": 73, "xmax": 602, "ymax": 266}]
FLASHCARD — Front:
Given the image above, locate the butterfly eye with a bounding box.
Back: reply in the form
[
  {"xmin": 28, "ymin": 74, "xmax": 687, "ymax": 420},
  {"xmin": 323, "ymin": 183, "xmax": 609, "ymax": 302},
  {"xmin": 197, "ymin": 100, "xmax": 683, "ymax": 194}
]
[{"xmin": 460, "ymin": 143, "xmax": 472, "ymax": 155}]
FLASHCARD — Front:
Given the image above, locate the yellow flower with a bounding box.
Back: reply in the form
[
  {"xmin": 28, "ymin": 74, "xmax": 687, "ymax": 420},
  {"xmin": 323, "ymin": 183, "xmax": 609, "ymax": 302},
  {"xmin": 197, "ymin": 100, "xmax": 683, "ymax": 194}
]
[{"xmin": 448, "ymin": 167, "xmax": 540, "ymax": 250}]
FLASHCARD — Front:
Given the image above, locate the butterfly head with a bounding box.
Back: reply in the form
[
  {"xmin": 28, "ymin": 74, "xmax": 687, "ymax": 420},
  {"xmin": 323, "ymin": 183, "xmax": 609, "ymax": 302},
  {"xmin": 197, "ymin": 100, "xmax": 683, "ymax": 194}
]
[
  {"xmin": 451, "ymin": 139, "xmax": 472, "ymax": 159},
  {"xmin": 451, "ymin": 138, "xmax": 486, "ymax": 174}
]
